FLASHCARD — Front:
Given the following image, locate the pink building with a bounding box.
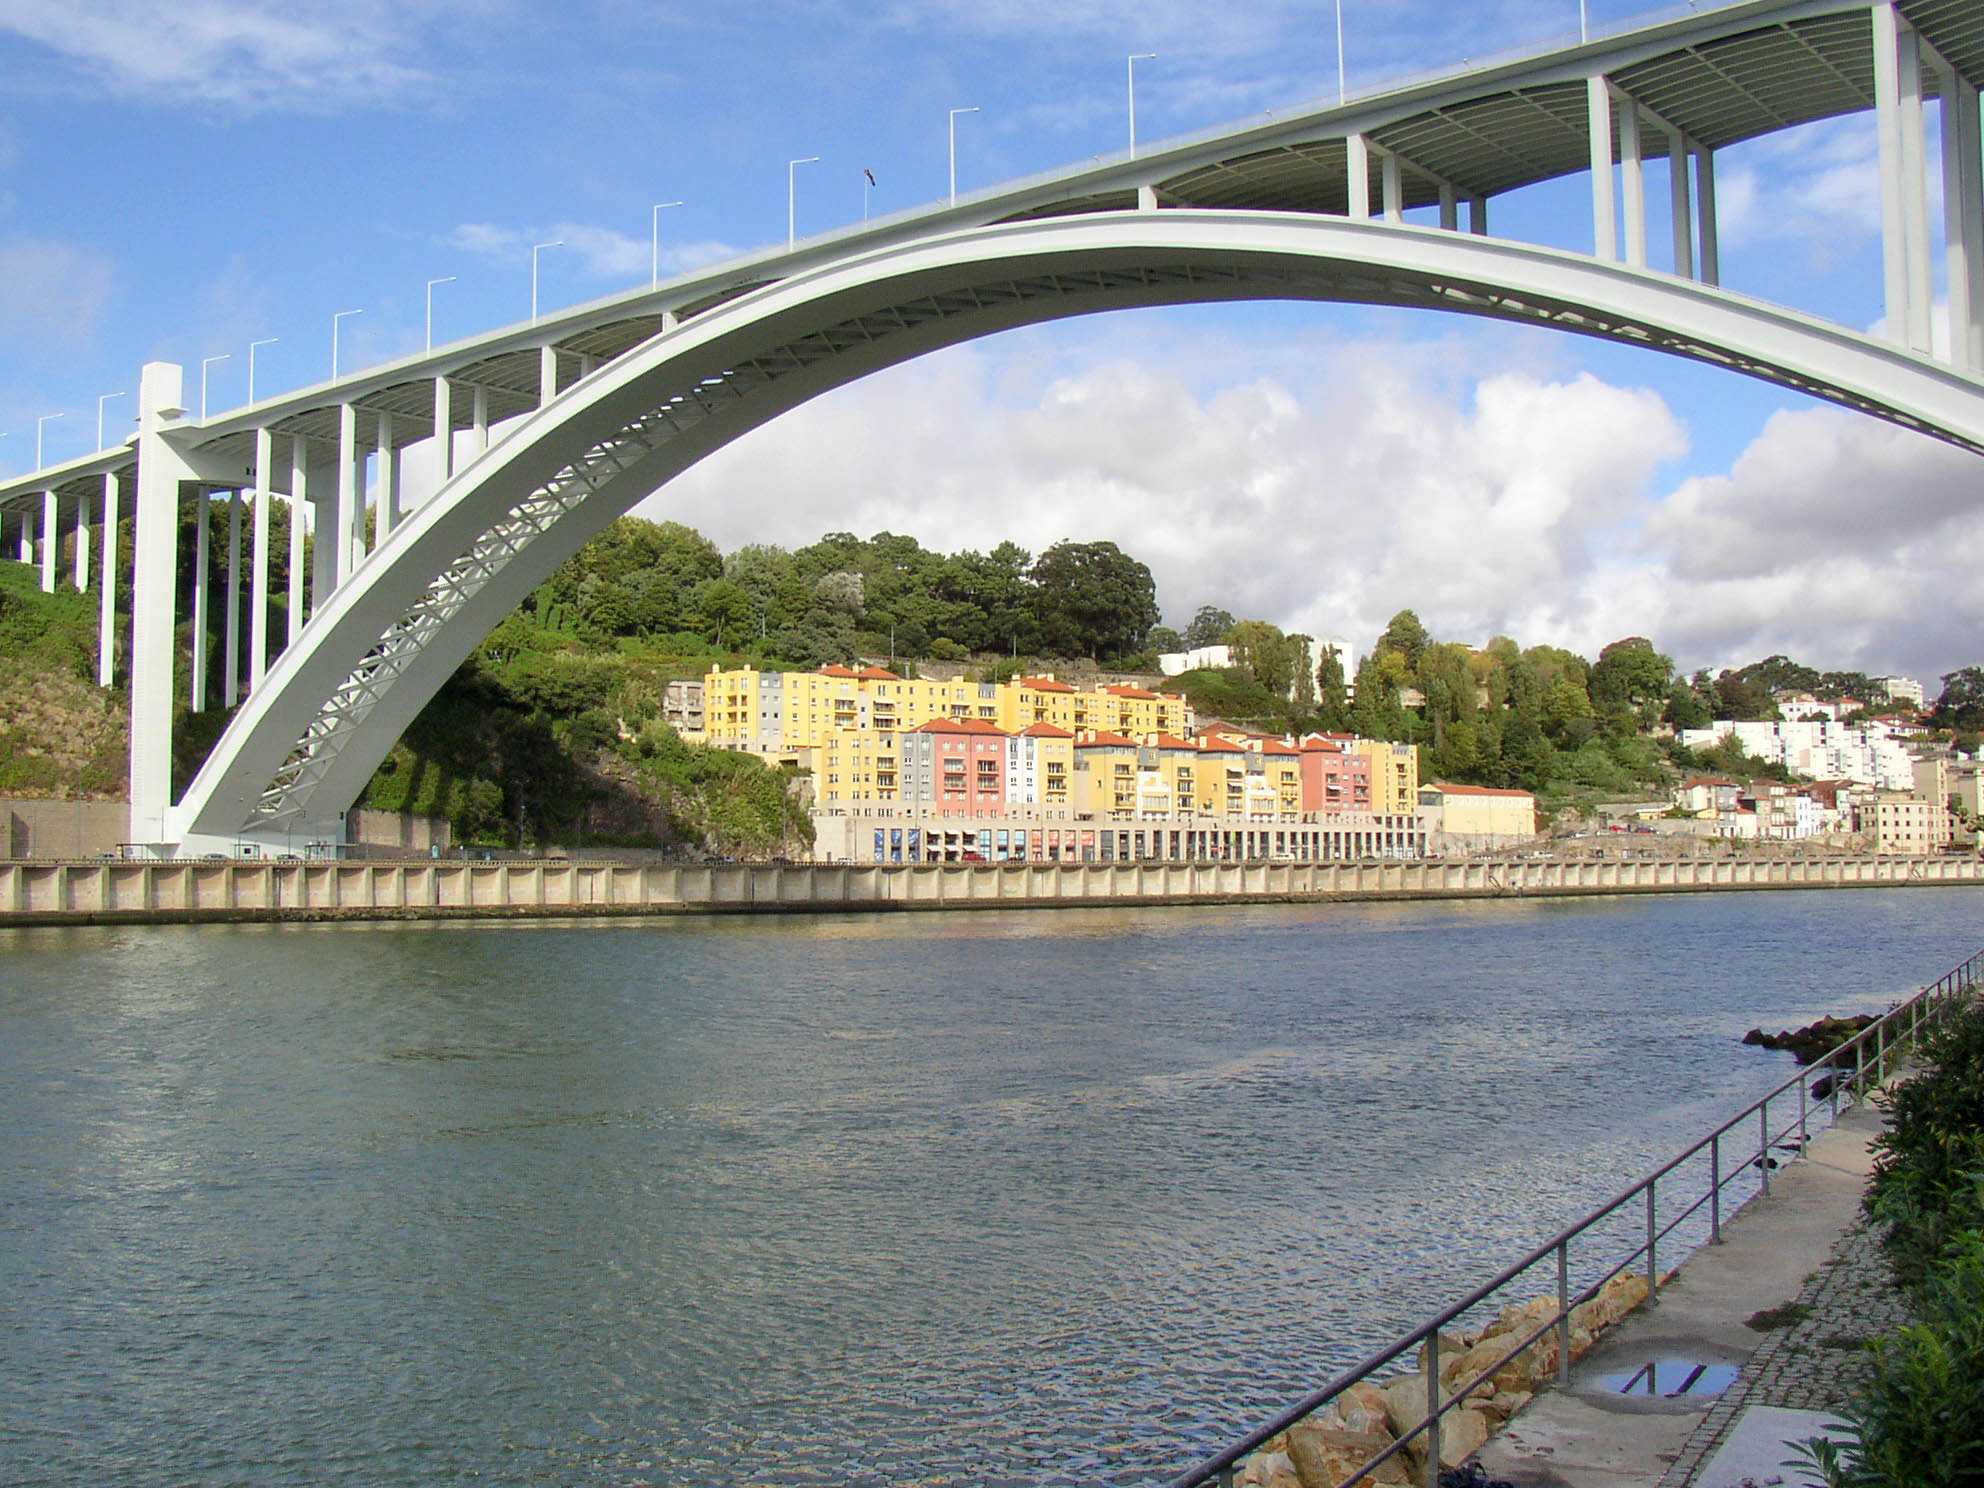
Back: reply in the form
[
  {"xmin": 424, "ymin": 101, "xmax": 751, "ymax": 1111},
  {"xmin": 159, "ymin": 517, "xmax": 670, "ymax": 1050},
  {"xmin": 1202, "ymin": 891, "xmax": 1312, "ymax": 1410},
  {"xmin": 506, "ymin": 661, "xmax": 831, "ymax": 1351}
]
[
  {"xmin": 901, "ymin": 718, "xmax": 1009, "ymax": 813},
  {"xmin": 1298, "ymin": 734, "xmax": 1372, "ymax": 814}
]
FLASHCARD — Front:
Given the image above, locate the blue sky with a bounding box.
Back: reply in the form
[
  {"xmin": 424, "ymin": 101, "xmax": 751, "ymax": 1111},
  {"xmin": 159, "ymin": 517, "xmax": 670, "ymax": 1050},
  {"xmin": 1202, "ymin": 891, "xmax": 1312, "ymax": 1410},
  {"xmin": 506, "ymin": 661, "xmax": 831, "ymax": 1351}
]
[{"xmin": 1, "ymin": 0, "xmax": 1976, "ymax": 686}]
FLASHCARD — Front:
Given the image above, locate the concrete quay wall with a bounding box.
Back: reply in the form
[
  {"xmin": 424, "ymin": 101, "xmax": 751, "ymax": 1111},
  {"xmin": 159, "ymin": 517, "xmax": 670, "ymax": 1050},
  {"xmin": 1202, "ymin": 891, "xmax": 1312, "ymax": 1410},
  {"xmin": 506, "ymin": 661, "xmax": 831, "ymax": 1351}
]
[{"xmin": 3, "ymin": 854, "xmax": 1982, "ymax": 925}]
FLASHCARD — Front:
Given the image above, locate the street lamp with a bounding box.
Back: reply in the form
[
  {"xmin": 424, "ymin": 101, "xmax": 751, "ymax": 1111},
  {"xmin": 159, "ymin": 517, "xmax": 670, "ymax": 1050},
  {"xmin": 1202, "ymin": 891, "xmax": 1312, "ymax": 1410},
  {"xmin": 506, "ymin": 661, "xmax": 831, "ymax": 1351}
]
[
  {"xmin": 425, "ymin": 279, "xmax": 454, "ymax": 352},
  {"xmin": 248, "ymin": 338, "xmax": 278, "ymax": 404},
  {"xmin": 788, "ymin": 157, "xmax": 819, "ymax": 249},
  {"xmin": 97, "ymin": 391, "xmax": 127, "ymax": 451},
  {"xmin": 1127, "ymin": 54, "xmax": 1155, "ymax": 157},
  {"xmin": 332, "ymin": 309, "xmax": 363, "ymax": 379},
  {"xmin": 531, "ymin": 240, "xmax": 563, "ymax": 324},
  {"xmin": 1579, "ymin": 0, "xmax": 1589, "ymax": 42},
  {"xmin": 36, "ymin": 412, "xmax": 64, "ymax": 469},
  {"xmin": 948, "ymin": 106, "xmax": 979, "ymax": 205},
  {"xmin": 651, "ymin": 202, "xmax": 682, "ymax": 288},
  {"xmin": 201, "ymin": 353, "xmax": 231, "ymax": 421},
  {"xmin": 1336, "ymin": 0, "xmax": 1347, "ymax": 105}
]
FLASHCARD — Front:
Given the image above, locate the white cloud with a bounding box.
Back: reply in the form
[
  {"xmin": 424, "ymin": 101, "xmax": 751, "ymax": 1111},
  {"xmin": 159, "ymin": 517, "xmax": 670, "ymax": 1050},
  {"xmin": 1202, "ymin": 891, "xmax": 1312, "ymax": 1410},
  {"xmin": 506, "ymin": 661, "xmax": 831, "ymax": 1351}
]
[
  {"xmin": 440, "ymin": 221, "xmax": 739, "ymax": 282},
  {"xmin": 0, "ymin": 0, "xmax": 486, "ymax": 112},
  {"xmin": 0, "ymin": 238, "xmax": 113, "ymax": 356},
  {"xmin": 1716, "ymin": 115, "xmax": 1889, "ymax": 261},
  {"xmin": 643, "ymin": 328, "xmax": 1688, "ymax": 660},
  {"xmin": 630, "ymin": 318, "xmax": 1984, "ymax": 682}
]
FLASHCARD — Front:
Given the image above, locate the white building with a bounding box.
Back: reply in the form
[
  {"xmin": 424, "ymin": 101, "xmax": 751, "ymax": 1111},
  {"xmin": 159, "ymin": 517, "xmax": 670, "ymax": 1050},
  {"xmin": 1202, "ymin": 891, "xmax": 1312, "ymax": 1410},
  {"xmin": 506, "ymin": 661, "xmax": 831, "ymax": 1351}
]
[
  {"xmin": 1874, "ymin": 676, "xmax": 1926, "ymax": 707},
  {"xmin": 1680, "ymin": 718, "xmax": 1916, "ymax": 790},
  {"xmin": 1158, "ymin": 636, "xmax": 1356, "ymax": 697}
]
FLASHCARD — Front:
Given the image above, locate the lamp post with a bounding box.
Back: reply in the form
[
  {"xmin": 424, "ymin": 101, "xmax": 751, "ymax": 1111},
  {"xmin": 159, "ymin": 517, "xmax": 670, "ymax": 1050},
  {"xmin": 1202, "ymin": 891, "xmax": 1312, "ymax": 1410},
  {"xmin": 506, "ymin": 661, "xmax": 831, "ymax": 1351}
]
[
  {"xmin": 949, "ymin": 107, "xmax": 979, "ymax": 205},
  {"xmin": 1128, "ymin": 54, "xmax": 1155, "ymax": 157},
  {"xmin": 248, "ymin": 338, "xmax": 278, "ymax": 404},
  {"xmin": 1336, "ymin": 0, "xmax": 1347, "ymax": 105},
  {"xmin": 425, "ymin": 278, "xmax": 454, "ymax": 352},
  {"xmin": 36, "ymin": 412, "xmax": 64, "ymax": 469},
  {"xmin": 332, "ymin": 309, "xmax": 363, "ymax": 379},
  {"xmin": 200, "ymin": 354, "xmax": 231, "ymax": 421},
  {"xmin": 531, "ymin": 241, "xmax": 563, "ymax": 324},
  {"xmin": 651, "ymin": 202, "xmax": 682, "ymax": 288},
  {"xmin": 96, "ymin": 392, "xmax": 127, "ymax": 451},
  {"xmin": 788, "ymin": 157, "xmax": 819, "ymax": 249},
  {"xmin": 1580, "ymin": 0, "xmax": 1588, "ymax": 42}
]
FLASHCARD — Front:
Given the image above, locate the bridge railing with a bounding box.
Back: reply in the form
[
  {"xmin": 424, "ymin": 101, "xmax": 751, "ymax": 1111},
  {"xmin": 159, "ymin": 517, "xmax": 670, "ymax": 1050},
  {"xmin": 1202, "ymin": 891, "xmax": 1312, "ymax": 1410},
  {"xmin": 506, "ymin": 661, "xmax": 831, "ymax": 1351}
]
[{"xmin": 1160, "ymin": 946, "xmax": 1984, "ymax": 1488}]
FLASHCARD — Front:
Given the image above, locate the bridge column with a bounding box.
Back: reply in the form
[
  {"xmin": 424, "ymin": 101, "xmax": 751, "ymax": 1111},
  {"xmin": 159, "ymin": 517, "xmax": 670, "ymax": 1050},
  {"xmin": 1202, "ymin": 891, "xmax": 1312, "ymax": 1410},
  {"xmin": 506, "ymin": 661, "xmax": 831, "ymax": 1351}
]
[
  {"xmin": 472, "ymin": 384, "xmax": 489, "ymax": 452},
  {"xmin": 288, "ymin": 436, "xmax": 308, "ymax": 642},
  {"xmin": 1940, "ymin": 71, "xmax": 1984, "ymax": 370},
  {"xmin": 433, "ymin": 376, "xmax": 453, "ymax": 485},
  {"xmin": 375, "ymin": 412, "xmax": 398, "ymax": 539},
  {"xmin": 250, "ymin": 428, "xmax": 272, "ymax": 688},
  {"xmin": 1469, "ymin": 196, "xmax": 1488, "ymax": 234},
  {"xmin": 1873, "ymin": 3, "xmax": 1935, "ymax": 352},
  {"xmin": 189, "ymin": 488, "xmax": 210, "ymax": 711},
  {"xmin": 97, "ymin": 472, "xmax": 118, "ymax": 687},
  {"xmin": 539, "ymin": 344, "xmax": 559, "ymax": 406},
  {"xmin": 38, "ymin": 489, "xmax": 56, "ymax": 592},
  {"xmin": 1667, "ymin": 126, "xmax": 1693, "ymax": 279},
  {"xmin": 1380, "ymin": 150, "xmax": 1403, "ymax": 223},
  {"xmin": 336, "ymin": 402, "xmax": 358, "ymax": 587},
  {"xmin": 1695, "ymin": 149, "xmax": 1720, "ymax": 285},
  {"xmin": 1587, "ymin": 76, "xmax": 1616, "ymax": 261},
  {"xmin": 71, "ymin": 497, "xmax": 89, "ymax": 591},
  {"xmin": 1346, "ymin": 133, "xmax": 1371, "ymax": 218},
  {"xmin": 1900, "ymin": 25, "xmax": 1934, "ymax": 352},
  {"xmin": 131, "ymin": 361, "xmax": 196, "ymax": 843},
  {"xmin": 1618, "ymin": 94, "xmax": 1647, "ymax": 268},
  {"xmin": 222, "ymin": 491, "xmax": 242, "ymax": 706},
  {"xmin": 1438, "ymin": 184, "xmax": 1456, "ymax": 232}
]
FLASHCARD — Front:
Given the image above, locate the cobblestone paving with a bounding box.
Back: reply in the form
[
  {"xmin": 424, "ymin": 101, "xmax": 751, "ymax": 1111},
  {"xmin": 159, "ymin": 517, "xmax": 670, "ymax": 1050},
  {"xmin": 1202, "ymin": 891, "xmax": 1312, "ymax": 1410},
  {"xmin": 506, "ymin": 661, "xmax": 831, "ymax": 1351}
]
[{"xmin": 1658, "ymin": 1219, "xmax": 1915, "ymax": 1486}]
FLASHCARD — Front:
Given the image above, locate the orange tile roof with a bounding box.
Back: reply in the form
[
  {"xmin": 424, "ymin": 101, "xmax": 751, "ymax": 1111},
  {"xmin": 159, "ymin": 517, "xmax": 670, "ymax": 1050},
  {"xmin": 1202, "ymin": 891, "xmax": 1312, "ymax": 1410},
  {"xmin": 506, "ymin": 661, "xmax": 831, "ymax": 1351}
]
[
  {"xmin": 912, "ymin": 718, "xmax": 1010, "ymax": 736},
  {"xmin": 1075, "ymin": 729, "xmax": 1138, "ymax": 748},
  {"xmin": 1427, "ymin": 783, "xmax": 1534, "ymax": 798},
  {"xmin": 1146, "ymin": 732, "xmax": 1198, "ymax": 751},
  {"xmin": 856, "ymin": 667, "xmax": 900, "ymax": 681},
  {"xmin": 817, "ymin": 664, "xmax": 858, "ymax": 677},
  {"xmin": 1019, "ymin": 722, "xmax": 1074, "ymax": 738},
  {"xmin": 1102, "ymin": 684, "xmax": 1159, "ymax": 699},
  {"xmin": 1019, "ymin": 676, "xmax": 1076, "ymax": 693},
  {"xmin": 1252, "ymin": 739, "xmax": 1300, "ymax": 756}
]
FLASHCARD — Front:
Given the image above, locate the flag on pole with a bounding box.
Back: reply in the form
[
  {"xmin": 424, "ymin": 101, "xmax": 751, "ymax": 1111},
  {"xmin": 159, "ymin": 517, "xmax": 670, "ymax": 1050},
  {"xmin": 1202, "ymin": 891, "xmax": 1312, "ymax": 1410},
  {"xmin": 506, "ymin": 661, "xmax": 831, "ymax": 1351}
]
[{"xmin": 864, "ymin": 168, "xmax": 877, "ymax": 187}]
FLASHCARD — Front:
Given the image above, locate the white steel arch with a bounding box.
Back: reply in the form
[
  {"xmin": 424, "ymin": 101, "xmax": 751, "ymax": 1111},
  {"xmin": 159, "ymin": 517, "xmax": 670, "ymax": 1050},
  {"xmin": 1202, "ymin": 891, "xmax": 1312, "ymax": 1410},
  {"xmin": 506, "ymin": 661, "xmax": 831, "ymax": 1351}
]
[{"xmin": 171, "ymin": 209, "xmax": 1984, "ymax": 849}]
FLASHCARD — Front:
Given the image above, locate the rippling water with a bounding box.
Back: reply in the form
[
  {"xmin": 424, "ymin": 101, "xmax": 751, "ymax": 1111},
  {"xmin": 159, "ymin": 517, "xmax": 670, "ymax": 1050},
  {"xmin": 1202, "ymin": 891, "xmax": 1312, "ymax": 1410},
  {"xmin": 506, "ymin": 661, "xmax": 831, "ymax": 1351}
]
[{"xmin": 3, "ymin": 888, "xmax": 1979, "ymax": 1486}]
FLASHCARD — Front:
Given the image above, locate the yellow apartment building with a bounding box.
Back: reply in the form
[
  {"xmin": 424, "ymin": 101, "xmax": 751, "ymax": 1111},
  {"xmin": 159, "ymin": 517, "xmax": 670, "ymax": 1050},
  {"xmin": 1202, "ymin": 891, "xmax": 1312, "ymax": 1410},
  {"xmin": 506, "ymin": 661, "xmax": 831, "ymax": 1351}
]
[
  {"xmin": 698, "ymin": 665, "xmax": 1185, "ymax": 756},
  {"xmin": 1360, "ymin": 739, "xmax": 1421, "ymax": 815}
]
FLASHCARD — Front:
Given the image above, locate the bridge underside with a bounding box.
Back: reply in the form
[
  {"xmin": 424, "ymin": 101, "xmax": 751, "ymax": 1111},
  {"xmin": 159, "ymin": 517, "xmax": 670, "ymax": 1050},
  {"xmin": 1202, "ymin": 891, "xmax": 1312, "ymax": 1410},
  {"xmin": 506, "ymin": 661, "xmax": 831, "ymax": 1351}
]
[{"xmin": 164, "ymin": 211, "xmax": 1984, "ymax": 851}]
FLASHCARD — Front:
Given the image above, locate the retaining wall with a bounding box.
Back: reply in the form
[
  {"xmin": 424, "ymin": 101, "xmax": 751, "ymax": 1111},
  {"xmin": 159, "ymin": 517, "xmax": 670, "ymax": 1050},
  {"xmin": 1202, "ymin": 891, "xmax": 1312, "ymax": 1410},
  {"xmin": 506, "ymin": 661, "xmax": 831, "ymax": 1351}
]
[{"xmin": 2, "ymin": 854, "xmax": 1981, "ymax": 925}]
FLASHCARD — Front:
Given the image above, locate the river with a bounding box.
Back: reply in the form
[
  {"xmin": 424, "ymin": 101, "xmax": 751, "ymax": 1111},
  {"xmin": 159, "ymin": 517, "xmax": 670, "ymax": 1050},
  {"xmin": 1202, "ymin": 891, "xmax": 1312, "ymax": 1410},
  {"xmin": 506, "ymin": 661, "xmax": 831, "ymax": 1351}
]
[{"xmin": 2, "ymin": 888, "xmax": 1977, "ymax": 1487}]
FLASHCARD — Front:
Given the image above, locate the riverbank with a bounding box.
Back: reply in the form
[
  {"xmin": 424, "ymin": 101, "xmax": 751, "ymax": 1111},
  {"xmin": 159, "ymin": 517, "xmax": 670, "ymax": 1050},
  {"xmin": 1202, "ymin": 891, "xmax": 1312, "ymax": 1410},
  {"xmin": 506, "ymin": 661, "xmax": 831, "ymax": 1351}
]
[{"xmin": 3, "ymin": 852, "xmax": 1982, "ymax": 925}]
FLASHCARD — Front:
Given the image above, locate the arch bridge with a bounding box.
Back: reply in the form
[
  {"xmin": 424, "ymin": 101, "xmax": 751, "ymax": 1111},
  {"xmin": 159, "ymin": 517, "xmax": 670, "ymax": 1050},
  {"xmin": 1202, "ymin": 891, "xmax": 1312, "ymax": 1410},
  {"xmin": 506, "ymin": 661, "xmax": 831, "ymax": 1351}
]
[{"xmin": 2, "ymin": 0, "xmax": 1981, "ymax": 854}]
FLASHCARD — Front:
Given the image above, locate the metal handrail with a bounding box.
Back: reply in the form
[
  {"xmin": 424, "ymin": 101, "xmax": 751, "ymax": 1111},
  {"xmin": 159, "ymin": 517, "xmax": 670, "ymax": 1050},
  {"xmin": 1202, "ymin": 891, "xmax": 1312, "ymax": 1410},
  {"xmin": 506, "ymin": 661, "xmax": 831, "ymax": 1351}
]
[{"xmin": 1162, "ymin": 947, "xmax": 1984, "ymax": 1488}]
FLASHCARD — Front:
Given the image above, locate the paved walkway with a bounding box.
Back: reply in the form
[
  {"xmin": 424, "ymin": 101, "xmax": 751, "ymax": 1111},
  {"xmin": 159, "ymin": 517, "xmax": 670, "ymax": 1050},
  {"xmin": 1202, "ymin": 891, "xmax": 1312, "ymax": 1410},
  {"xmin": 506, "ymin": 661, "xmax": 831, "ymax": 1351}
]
[
  {"xmin": 1477, "ymin": 1102, "xmax": 1899, "ymax": 1488},
  {"xmin": 1658, "ymin": 1212, "xmax": 1911, "ymax": 1486}
]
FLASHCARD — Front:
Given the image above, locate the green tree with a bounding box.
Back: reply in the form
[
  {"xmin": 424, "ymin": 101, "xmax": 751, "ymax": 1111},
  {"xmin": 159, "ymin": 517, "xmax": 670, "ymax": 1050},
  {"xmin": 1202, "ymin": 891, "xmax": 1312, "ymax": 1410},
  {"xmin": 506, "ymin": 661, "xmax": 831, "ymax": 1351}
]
[
  {"xmin": 1030, "ymin": 540, "xmax": 1160, "ymax": 660},
  {"xmin": 1182, "ymin": 604, "xmax": 1236, "ymax": 648},
  {"xmin": 1315, "ymin": 647, "xmax": 1351, "ymax": 731},
  {"xmin": 1374, "ymin": 608, "xmax": 1430, "ymax": 674},
  {"xmin": 1225, "ymin": 619, "xmax": 1295, "ymax": 696},
  {"xmin": 1931, "ymin": 667, "xmax": 1984, "ymax": 733},
  {"xmin": 1588, "ymin": 636, "xmax": 1674, "ymax": 730}
]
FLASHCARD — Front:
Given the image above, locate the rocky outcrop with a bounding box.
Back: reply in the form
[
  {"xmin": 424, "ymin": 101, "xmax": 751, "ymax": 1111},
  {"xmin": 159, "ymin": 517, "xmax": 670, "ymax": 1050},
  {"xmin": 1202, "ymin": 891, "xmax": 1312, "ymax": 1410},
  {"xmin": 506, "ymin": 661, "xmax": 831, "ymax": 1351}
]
[
  {"xmin": 1232, "ymin": 1272, "xmax": 1651, "ymax": 1487},
  {"xmin": 1740, "ymin": 1014, "xmax": 1878, "ymax": 1066}
]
